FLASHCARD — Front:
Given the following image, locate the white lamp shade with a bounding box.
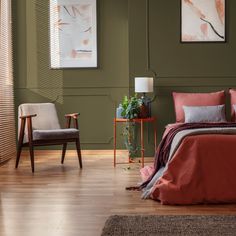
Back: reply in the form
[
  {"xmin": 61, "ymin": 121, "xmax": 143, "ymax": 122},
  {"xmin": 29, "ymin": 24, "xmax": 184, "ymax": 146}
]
[{"xmin": 135, "ymin": 77, "xmax": 153, "ymax": 93}]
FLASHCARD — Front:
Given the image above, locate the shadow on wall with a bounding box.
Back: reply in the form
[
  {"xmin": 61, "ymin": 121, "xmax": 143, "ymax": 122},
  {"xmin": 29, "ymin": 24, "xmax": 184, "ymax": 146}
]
[{"xmin": 26, "ymin": 0, "xmax": 64, "ymax": 104}]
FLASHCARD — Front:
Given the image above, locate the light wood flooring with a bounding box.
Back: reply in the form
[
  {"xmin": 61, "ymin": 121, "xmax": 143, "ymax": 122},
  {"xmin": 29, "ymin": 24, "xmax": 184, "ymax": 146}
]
[{"xmin": 1, "ymin": 150, "xmax": 236, "ymax": 236}]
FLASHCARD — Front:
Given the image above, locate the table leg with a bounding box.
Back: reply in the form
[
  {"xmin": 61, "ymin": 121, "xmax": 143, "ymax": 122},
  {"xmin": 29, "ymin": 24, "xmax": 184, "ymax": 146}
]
[
  {"xmin": 128, "ymin": 122, "xmax": 131, "ymax": 163},
  {"xmin": 113, "ymin": 119, "xmax": 117, "ymax": 167},
  {"xmin": 140, "ymin": 120, "xmax": 144, "ymax": 168}
]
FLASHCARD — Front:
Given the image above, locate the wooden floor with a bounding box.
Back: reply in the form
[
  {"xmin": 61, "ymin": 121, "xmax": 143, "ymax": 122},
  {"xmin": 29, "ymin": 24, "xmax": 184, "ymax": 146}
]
[{"xmin": 1, "ymin": 150, "xmax": 236, "ymax": 236}]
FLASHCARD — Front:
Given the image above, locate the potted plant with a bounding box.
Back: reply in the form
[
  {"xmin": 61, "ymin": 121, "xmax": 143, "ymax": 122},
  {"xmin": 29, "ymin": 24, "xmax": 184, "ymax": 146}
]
[{"xmin": 121, "ymin": 94, "xmax": 141, "ymax": 119}]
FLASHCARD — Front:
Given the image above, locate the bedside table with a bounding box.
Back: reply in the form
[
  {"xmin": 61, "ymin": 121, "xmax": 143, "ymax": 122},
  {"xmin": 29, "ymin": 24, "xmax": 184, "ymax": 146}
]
[{"xmin": 113, "ymin": 117, "xmax": 157, "ymax": 168}]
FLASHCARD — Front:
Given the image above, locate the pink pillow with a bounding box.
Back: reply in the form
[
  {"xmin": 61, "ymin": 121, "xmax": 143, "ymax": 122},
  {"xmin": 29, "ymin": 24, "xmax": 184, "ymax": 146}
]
[
  {"xmin": 173, "ymin": 91, "xmax": 225, "ymax": 123},
  {"xmin": 229, "ymin": 89, "xmax": 236, "ymax": 121}
]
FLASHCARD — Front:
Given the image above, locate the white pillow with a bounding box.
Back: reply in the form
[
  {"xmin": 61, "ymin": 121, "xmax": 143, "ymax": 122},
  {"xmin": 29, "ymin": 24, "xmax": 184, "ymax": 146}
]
[
  {"xmin": 232, "ymin": 105, "xmax": 236, "ymax": 117},
  {"xmin": 183, "ymin": 105, "xmax": 226, "ymax": 123}
]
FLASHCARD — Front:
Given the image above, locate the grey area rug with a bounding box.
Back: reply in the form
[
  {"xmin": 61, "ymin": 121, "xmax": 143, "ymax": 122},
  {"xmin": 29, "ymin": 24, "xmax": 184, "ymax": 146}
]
[{"xmin": 101, "ymin": 215, "xmax": 236, "ymax": 236}]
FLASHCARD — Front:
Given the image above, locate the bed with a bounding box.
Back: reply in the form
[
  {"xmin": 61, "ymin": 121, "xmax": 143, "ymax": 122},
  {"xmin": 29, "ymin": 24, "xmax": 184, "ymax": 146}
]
[{"xmin": 139, "ymin": 89, "xmax": 236, "ymax": 205}]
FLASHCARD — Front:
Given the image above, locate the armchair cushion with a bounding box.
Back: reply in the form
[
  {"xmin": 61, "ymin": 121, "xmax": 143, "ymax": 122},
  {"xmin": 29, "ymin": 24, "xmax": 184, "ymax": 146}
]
[{"xmin": 33, "ymin": 128, "xmax": 79, "ymax": 141}]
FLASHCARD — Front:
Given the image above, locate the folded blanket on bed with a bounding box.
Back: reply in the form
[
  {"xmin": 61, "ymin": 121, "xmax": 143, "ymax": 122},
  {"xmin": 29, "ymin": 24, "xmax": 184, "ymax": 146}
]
[{"xmin": 140, "ymin": 122, "xmax": 236, "ymax": 189}]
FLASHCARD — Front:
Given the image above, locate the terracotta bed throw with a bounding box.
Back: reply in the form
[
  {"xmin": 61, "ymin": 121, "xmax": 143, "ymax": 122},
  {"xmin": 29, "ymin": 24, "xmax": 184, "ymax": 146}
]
[{"xmin": 139, "ymin": 122, "xmax": 236, "ymax": 204}]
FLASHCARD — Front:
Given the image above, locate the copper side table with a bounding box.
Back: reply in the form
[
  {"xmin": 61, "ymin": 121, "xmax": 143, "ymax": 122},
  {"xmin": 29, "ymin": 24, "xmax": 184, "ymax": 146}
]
[{"xmin": 113, "ymin": 117, "xmax": 157, "ymax": 168}]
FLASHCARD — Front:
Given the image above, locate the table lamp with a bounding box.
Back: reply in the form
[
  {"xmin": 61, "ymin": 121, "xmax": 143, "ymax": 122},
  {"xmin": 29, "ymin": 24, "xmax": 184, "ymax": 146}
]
[{"xmin": 135, "ymin": 77, "xmax": 153, "ymax": 117}]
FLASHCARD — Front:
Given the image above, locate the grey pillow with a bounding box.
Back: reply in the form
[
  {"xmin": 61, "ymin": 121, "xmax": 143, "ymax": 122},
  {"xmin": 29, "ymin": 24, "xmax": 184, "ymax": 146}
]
[{"xmin": 183, "ymin": 105, "xmax": 226, "ymax": 123}]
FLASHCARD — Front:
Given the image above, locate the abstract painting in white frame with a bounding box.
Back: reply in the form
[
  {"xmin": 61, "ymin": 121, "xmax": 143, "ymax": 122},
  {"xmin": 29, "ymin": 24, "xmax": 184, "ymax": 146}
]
[
  {"xmin": 181, "ymin": 0, "xmax": 225, "ymax": 42},
  {"xmin": 50, "ymin": 0, "xmax": 97, "ymax": 68}
]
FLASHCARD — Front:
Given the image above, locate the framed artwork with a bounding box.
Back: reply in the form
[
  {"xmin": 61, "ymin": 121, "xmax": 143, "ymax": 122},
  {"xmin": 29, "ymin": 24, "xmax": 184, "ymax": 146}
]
[
  {"xmin": 181, "ymin": 0, "xmax": 225, "ymax": 42},
  {"xmin": 50, "ymin": 0, "xmax": 97, "ymax": 68}
]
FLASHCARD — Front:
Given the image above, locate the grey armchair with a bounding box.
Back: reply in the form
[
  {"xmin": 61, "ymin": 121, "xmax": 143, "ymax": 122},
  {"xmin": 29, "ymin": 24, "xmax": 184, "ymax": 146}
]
[{"xmin": 16, "ymin": 103, "xmax": 82, "ymax": 172}]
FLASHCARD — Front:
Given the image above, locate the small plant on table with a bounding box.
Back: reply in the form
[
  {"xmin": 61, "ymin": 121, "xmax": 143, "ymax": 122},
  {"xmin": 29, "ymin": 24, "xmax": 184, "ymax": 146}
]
[{"xmin": 121, "ymin": 94, "xmax": 142, "ymax": 160}]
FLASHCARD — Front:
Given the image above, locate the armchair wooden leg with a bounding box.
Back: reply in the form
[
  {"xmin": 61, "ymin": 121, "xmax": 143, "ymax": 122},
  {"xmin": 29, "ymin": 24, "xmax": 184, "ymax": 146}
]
[
  {"xmin": 15, "ymin": 145, "xmax": 22, "ymax": 169},
  {"xmin": 61, "ymin": 143, "xmax": 67, "ymax": 164},
  {"xmin": 29, "ymin": 143, "xmax": 35, "ymax": 173},
  {"xmin": 27, "ymin": 117, "xmax": 35, "ymax": 173},
  {"xmin": 16, "ymin": 117, "xmax": 25, "ymax": 169},
  {"xmin": 76, "ymin": 138, "xmax": 82, "ymax": 168}
]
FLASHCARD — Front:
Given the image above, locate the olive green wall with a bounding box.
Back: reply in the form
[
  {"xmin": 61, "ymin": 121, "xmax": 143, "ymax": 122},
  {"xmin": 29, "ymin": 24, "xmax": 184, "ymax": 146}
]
[
  {"xmin": 13, "ymin": 0, "xmax": 129, "ymax": 149},
  {"xmin": 129, "ymin": 0, "xmax": 236, "ymax": 144},
  {"xmin": 13, "ymin": 0, "xmax": 236, "ymax": 151}
]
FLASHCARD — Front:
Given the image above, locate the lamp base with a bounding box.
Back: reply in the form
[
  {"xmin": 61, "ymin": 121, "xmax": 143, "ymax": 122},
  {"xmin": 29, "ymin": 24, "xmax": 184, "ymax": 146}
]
[{"xmin": 141, "ymin": 93, "xmax": 152, "ymax": 117}]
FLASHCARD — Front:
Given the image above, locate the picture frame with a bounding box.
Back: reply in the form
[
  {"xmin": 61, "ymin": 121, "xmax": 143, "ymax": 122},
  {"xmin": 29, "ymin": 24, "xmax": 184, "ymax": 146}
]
[
  {"xmin": 181, "ymin": 0, "xmax": 226, "ymax": 43},
  {"xmin": 50, "ymin": 0, "xmax": 97, "ymax": 68}
]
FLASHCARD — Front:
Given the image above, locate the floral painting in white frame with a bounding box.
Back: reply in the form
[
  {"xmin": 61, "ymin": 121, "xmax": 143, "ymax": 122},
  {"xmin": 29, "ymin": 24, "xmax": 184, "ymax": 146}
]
[
  {"xmin": 181, "ymin": 0, "xmax": 225, "ymax": 42},
  {"xmin": 50, "ymin": 0, "xmax": 97, "ymax": 68}
]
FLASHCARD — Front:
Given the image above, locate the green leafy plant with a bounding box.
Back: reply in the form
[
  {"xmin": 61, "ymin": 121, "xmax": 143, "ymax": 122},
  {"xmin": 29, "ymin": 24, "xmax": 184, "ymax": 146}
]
[
  {"xmin": 122, "ymin": 121, "xmax": 140, "ymax": 158},
  {"xmin": 121, "ymin": 94, "xmax": 142, "ymax": 119},
  {"xmin": 120, "ymin": 94, "xmax": 142, "ymax": 158}
]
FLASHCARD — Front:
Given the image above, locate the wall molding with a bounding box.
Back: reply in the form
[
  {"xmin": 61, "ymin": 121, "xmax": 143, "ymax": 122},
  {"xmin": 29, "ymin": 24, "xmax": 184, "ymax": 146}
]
[
  {"xmin": 146, "ymin": 0, "xmax": 158, "ymax": 79},
  {"xmin": 15, "ymin": 86, "xmax": 129, "ymax": 90},
  {"xmin": 52, "ymin": 93, "xmax": 116, "ymax": 105}
]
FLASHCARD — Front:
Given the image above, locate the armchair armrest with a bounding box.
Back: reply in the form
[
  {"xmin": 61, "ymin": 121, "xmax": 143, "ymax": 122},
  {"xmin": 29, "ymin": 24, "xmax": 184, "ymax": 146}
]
[
  {"xmin": 20, "ymin": 114, "xmax": 37, "ymax": 119},
  {"xmin": 65, "ymin": 113, "xmax": 80, "ymax": 119},
  {"xmin": 18, "ymin": 114, "xmax": 36, "ymax": 145},
  {"xmin": 64, "ymin": 113, "xmax": 80, "ymax": 129}
]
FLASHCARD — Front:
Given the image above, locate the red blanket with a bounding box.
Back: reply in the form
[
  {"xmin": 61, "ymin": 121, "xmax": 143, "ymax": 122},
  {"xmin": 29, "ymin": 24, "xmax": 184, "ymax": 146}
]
[
  {"xmin": 141, "ymin": 122, "xmax": 236, "ymax": 189},
  {"xmin": 145, "ymin": 122, "xmax": 236, "ymax": 204}
]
